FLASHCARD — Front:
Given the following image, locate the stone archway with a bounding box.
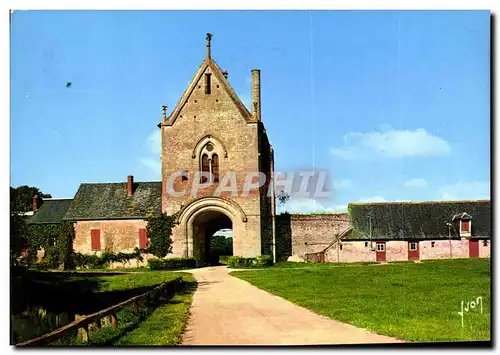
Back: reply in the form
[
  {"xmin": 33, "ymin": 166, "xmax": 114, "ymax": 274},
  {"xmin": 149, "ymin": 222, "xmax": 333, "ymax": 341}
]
[
  {"xmin": 176, "ymin": 197, "xmax": 247, "ymax": 266},
  {"xmin": 192, "ymin": 210, "xmax": 233, "ymax": 265}
]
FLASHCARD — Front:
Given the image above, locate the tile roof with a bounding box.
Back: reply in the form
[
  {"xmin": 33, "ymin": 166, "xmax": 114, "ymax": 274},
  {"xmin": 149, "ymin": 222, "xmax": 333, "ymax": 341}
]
[
  {"xmin": 29, "ymin": 199, "xmax": 73, "ymax": 224},
  {"xmin": 62, "ymin": 181, "xmax": 162, "ymax": 221},
  {"xmin": 344, "ymin": 200, "xmax": 490, "ymax": 240}
]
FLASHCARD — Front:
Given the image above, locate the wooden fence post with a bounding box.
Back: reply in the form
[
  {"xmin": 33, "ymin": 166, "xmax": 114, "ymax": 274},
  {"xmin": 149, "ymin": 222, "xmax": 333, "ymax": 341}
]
[
  {"xmin": 109, "ymin": 313, "xmax": 118, "ymax": 328},
  {"xmin": 75, "ymin": 315, "xmax": 89, "ymax": 343}
]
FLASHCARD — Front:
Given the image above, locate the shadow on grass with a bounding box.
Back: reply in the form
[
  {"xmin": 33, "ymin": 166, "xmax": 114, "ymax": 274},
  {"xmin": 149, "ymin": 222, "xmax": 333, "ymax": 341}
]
[
  {"xmin": 11, "ymin": 270, "xmax": 170, "ymax": 315},
  {"xmin": 86, "ymin": 280, "xmax": 198, "ymax": 346}
]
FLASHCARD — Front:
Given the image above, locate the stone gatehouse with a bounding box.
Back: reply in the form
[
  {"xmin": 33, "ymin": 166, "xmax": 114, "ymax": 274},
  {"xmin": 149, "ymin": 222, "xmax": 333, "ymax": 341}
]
[{"xmin": 28, "ymin": 34, "xmax": 491, "ymax": 266}]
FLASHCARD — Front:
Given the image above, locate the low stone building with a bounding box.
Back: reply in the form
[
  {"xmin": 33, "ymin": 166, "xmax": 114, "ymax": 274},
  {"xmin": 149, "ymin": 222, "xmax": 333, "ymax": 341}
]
[
  {"xmin": 27, "ymin": 196, "xmax": 74, "ymax": 260},
  {"xmin": 62, "ymin": 177, "xmax": 162, "ymax": 255},
  {"xmin": 285, "ymin": 200, "xmax": 491, "ymax": 263}
]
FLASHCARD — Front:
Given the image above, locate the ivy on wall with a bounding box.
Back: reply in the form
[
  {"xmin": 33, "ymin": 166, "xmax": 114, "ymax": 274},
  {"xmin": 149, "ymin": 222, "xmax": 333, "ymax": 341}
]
[
  {"xmin": 25, "ymin": 212, "xmax": 178, "ymax": 269},
  {"xmin": 145, "ymin": 213, "xmax": 177, "ymax": 258},
  {"xmin": 27, "ymin": 221, "xmax": 75, "ymax": 270}
]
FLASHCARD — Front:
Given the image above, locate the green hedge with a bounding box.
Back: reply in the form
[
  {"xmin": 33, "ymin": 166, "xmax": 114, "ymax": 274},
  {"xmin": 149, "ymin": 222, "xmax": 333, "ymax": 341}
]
[
  {"xmin": 72, "ymin": 249, "xmax": 145, "ymax": 269},
  {"xmin": 226, "ymin": 255, "xmax": 273, "ymax": 268},
  {"xmin": 147, "ymin": 257, "xmax": 197, "ymax": 270},
  {"xmin": 219, "ymin": 255, "xmax": 231, "ymax": 265}
]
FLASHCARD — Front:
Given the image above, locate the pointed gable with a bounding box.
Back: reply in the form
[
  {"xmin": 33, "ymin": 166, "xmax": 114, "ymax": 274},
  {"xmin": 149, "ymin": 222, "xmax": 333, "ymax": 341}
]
[{"xmin": 160, "ymin": 58, "xmax": 256, "ymax": 127}]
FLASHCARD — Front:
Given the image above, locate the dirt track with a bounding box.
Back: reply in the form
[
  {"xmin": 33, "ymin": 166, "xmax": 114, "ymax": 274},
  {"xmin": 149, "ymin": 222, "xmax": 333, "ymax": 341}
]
[{"xmin": 181, "ymin": 266, "xmax": 403, "ymax": 345}]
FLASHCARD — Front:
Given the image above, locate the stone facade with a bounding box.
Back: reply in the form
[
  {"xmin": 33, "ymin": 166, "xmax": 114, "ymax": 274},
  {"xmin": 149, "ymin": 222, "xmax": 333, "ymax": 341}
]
[
  {"xmin": 73, "ymin": 219, "xmax": 155, "ymax": 267},
  {"xmin": 74, "ymin": 219, "xmax": 146, "ymax": 254},
  {"xmin": 326, "ymin": 241, "xmax": 376, "ymax": 263},
  {"xmin": 275, "ymin": 214, "xmax": 349, "ymax": 260},
  {"xmin": 160, "ymin": 48, "xmax": 273, "ymax": 264},
  {"xmin": 322, "ymin": 239, "xmax": 490, "ymax": 263}
]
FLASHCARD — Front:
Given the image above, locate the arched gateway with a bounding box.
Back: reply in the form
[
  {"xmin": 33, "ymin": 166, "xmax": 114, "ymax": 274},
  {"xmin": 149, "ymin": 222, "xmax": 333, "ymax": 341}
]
[{"xmin": 159, "ymin": 34, "xmax": 276, "ymax": 266}]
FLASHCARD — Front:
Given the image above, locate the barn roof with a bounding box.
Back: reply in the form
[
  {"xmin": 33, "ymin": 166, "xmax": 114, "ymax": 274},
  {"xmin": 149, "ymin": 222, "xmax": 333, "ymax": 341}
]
[
  {"xmin": 344, "ymin": 200, "xmax": 490, "ymax": 241},
  {"xmin": 29, "ymin": 199, "xmax": 73, "ymax": 224},
  {"xmin": 62, "ymin": 181, "xmax": 162, "ymax": 221}
]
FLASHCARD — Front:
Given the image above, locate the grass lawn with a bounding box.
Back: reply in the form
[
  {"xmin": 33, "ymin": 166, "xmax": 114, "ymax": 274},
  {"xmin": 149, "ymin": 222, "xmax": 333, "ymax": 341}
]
[
  {"xmin": 232, "ymin": 258, "xmax": 491, "ymax": 342},
  {"xmin": 90, "ymin": 271, "xmax": 185, "ymax": 293},
  {"xmin": 81, "ymin": 273, "xmax": 196, "ymax": 346}
]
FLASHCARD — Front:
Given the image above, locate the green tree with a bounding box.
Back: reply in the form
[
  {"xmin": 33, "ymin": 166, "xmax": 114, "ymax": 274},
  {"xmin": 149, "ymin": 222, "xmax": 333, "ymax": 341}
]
[
  {"xmin": 10, "ymin": 185, "xmax": 52, "ymax": 212},
  {"xmin": 10, "ymin": 213, "xmax": 29, "ymax": 267},
  {"xmin": 276, "ymin": 190, "xmax": 291, "ymax": 213},
  {"xmin": 10, "ymin": 186, "xmax": 50, "ymax": 267}
]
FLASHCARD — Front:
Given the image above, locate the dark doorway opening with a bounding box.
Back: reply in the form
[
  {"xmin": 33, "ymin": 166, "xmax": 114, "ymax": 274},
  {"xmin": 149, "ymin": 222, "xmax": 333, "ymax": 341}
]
[{"xmin": 193, "ymin": 210, "xmax": 233, "ymax": 266}]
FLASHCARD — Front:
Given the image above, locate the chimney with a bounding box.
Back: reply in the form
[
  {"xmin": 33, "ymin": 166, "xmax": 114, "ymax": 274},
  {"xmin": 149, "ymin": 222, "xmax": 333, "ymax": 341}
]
[
  {"xmin": 251, "ymin": 69, "xmax": 261, "ymax": 121},
  {"xmin": 33, "ymin": 195, "xmax": 39, "ymax": 212},
  {"xmin": 127, "ymin": 175, "xmax": 134, "ymax": 197}
]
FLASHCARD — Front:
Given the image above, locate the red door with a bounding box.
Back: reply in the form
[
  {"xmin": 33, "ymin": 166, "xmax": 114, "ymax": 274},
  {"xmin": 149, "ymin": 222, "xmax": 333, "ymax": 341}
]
[
  {"xmin": 469, "ymin": 239, "xmax": 479, "ymax": 258},
  {"xmin": 376, "ymin": 242, "xmax": 386, "ymax": 261},
  {"xmin": 408, "ymin": 241, "xmax": 420, "ymax": 260}
]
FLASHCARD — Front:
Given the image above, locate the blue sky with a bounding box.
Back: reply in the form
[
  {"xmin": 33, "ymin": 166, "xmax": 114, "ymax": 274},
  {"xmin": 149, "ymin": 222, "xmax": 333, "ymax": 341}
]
[{"xmin": 10, "ymin": 10, "xmax": 490, "ymax": 213}]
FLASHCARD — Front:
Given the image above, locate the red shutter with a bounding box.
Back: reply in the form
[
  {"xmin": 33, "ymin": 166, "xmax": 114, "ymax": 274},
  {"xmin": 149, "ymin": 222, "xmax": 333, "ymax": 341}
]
[
  {"xmin": 91, "ymin": 230, "xmax": 101, "ymax": 250},
  {"xmin": 462, "ymin": 221, "xmax": 470, "ymax": 232},
  {"xmin": 139, "ymin": 228, "xmax": 148, "ymax": 249}
]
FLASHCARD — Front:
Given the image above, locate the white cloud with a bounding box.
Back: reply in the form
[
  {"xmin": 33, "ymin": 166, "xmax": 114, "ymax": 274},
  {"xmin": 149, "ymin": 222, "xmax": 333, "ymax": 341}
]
[
  {"xmin": 326, "ymin": 204, "xmax": 349, "ymax": 213},
  {"xmin": 438, "ymin": 181, "xmax": 490, "ymax": 201},
  {"xmin": 146, "ymin": 130, "xmax": 161, "ymax": 155},
  {"xmin": 330, "ymin": 126, "xmax": 451, "ymax": 160},
  {"xmin": 359, "ymin": 196, "xmax": 387, "ymax": 203},
  {"xmin": 279, "ymin": 198, "xmax": 349, "ymax": 214},
  {"xmin": 140, "ymin": 158, "xmax": 161, "ymax": 174},
  {"xmin": 404, "ymin": 178, "xmax": 428, "ymax": 188},
  {"xmin": 333, "ymin": 179, "xmax": 352, "ymax": 189},
  {"xmin": 282, "ymin": 198, "xmax": 325, "ymax": 213}
]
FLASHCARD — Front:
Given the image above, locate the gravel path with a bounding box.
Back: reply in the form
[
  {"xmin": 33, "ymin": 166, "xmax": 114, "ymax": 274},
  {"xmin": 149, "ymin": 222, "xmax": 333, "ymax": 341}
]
[{"xmin": 181, "ymin": 266, "xmax": 403, "ymax": 345}]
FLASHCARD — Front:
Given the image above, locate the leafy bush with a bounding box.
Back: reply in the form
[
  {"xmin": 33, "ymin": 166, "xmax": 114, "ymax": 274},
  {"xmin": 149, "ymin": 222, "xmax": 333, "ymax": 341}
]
[
  {"xmin": 147, "ymin": 257, "xmax": 197, "ymax": 270},
  {"xmin": 227, "ymin": 255, "xmax": 273, "ymax": 268},
  {"xmin": 72, "ymin": 249, "xmax": 146, "ymax": 269},
  {"xmin": 146, "ymin": 214, "xmax": 177, "ymax": 258},
  {"xmin": 219, "ymin": 255, "xmax": 231, "ymax": 265}
]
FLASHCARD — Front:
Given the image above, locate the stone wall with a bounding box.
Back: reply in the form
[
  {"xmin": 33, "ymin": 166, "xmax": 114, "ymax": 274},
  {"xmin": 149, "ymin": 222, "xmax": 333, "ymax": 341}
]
[
  {"xmin": 323, "ymin": 238, "xmax": 490, "ymax": 263},
  {"xmin": 419, "ymin": 239, "xmax": 469, "ymax": 260},
  {"xmin": 74, "ymin": 219, "xmax": 146, "ymax": 254},
  {"xmin": 479, "ymin": 239, "xmax": 490, "ymax": 258},
  {"xmin": 326, "ymin": 241, "xmax": 376, "ymax": 263},
  {"xmin": 276, "ymin": 213, "xmax": 350, "ymax": 259}
]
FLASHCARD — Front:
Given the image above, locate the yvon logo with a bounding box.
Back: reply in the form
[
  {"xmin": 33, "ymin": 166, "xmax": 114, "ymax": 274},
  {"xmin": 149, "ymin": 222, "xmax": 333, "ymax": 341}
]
[{"xmin": 457, "ymin": 296, "xmax": 484, "ymax": 328}]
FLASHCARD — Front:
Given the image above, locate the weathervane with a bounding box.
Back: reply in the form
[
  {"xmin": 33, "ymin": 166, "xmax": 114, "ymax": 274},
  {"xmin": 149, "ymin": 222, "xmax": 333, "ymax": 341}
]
[
  {"xmin": 206, "ymin": 33, "xmax": 213, "ymax": 59},
  {"xmin": 162, "ymin": 105, "xmax": 168, "ymax": 120}
]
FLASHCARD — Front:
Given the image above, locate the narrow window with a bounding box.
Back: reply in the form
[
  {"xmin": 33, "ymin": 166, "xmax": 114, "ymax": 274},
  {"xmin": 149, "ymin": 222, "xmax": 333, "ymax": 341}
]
[
  {"xmin": 91, "ymin": 229, "xmax": 101, "ymax": 250},
  {"xmin": 376, "ymin": 242, "xmax": 385, "ymax": 251},
  {"xmin": 340, "ymin": 244, "xmax": 343, "ymax": 251},
  {"xmin": 139, "ymin": 228, "xmax": 148, "ymax": 249},
  {"xmin": 431, "ymin": 241, "xmax": 435, "ymax": 248},
  {"xmin": 483, "ymin": 240, "xmax": 489, "ymax": 247},
  {"xmin": 409, "ymin": 242, "xmax": 417, "ymax": 251},
  {"xmin": 212, "ymin": 153, "xmax": 219, "ymax": 183},
  {"xmin": 461, "ymin": 221, "xmax": 470, "ymax": 232},
  {"xmin": 205, "ymin": 73, "xmax": 212, "ymax": 94},
  {"xmin": 365, "ymin": 241, "xmax": 368, "ymax": 247},
  {"xmin": 201, "ymin": 154, "xmax": 210, "ymax": 183}
]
